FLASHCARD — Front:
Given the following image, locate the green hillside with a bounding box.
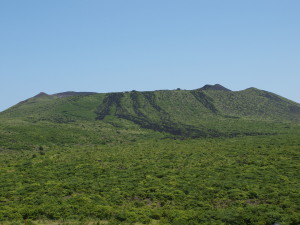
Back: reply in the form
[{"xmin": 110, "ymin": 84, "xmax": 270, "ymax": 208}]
[
  {"xmin": 1, "ymin": 85, "xmax": 300, "ymax": 224},
  {"xmin": 2, "ymin": 85, "xmax": 300, "ymax": 137}
]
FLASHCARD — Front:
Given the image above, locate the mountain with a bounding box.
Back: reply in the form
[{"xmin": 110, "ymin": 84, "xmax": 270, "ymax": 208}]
[
  {"xmin": 1, "ymin": 85, "xmax": 300, "ymax": 224},
  {"xmin": 1, "ymin": 85, "xmax": 300, "ymax": 138}
]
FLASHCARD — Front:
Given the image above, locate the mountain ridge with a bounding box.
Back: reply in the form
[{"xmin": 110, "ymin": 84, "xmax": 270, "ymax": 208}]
[
  {"xmin": 1, "ymin": 84, "xmax": 300, "ymax": 138},
  {"xmin": 8, "ymin": 84, "xmax": 299, "ymax": 109}
]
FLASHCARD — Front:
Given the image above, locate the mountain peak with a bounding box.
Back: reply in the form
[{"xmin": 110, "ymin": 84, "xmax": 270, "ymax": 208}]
[
  {"xmin": 199, "ymin": 84, "xmax": 231, "ymax": 91},
  {"xmin": 34, "ymin": 92, "xmax": 49, "ymax": 98}
]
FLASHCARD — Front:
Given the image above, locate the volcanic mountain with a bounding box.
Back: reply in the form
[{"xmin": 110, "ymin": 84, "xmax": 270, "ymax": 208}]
[
  {"xmin": 1, "ymin": 85, "xmax": 300, "ymax": 224},
  {"xmin": 1, "ymin": 84, "xmax": 299, "ymax": 138}
]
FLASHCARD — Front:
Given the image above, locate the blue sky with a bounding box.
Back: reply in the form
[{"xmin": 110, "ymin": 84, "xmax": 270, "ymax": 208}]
[{"xmin": 1, "ymin": 0, "xmax": 299, "ymax": 111}]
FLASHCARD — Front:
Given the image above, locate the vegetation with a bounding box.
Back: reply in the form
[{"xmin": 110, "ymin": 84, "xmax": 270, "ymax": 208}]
[{"xmin": 1, "ymin": 86, "xmax": 300, "ymax": 224}]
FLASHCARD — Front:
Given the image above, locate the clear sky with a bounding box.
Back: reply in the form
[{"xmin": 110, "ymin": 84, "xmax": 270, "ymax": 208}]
[{"xmin": 1, "ymin": 0, "xmax": 299, "ymax": 111}]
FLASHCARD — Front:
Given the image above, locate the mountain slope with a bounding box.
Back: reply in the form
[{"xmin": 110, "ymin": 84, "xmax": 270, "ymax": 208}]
[
  {"xmin": 1, "ymin": 92, "xmax": 104, "ymax": 122},
  {"xmin": 203, "ymin": 87, "xmax": 300, "ymax": 120},
  {"xmin": 1, "ymin": 85, "xmax": 300, "ymax": 138}
]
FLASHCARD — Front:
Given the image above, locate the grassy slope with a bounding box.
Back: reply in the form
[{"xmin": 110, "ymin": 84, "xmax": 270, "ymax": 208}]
[
  {"xmin": 204, "ymin": 88, "xmax": 300, "ymax": 121},
  {"xmin": 1, "ymin": 94, "xmax": 105, "ymax": 122},
  {"xmin": 2, "ymin": 88, "xmax": 300, "ymax": 132}
]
